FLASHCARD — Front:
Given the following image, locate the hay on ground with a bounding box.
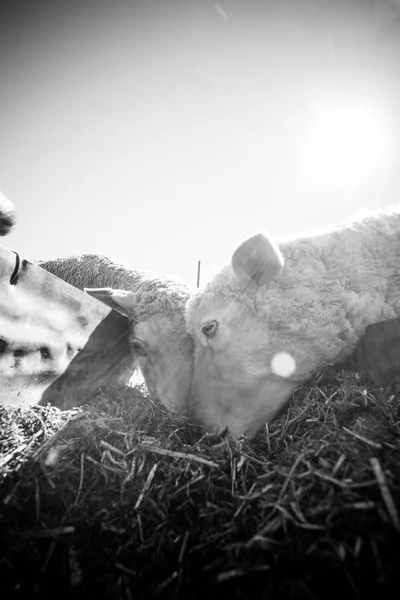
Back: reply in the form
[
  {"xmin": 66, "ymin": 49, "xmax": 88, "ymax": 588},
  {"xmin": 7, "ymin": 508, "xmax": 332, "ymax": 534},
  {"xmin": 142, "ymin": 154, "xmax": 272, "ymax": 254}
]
[{"xmin": 1, "ymin": 372, "xmax": 399, "ymax": 599}]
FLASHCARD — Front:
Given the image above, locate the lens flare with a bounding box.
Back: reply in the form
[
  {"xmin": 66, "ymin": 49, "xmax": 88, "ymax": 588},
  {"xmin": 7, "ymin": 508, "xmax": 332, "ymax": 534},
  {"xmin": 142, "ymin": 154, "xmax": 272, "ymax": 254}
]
[{"xmin": 271, "ymin": 352, "xmax": 296, "ymax": 377}]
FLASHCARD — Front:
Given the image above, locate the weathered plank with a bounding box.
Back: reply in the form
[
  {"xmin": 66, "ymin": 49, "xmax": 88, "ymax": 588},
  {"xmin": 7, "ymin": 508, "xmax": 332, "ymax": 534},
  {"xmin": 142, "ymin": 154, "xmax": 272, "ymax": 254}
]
[
  {"xmin": 0, "ymin": 244, "xmax": 136, "ymax": 409},
  {"xmin": 337, "ymin": 318, "xmax": 400, "ymax": 385}
]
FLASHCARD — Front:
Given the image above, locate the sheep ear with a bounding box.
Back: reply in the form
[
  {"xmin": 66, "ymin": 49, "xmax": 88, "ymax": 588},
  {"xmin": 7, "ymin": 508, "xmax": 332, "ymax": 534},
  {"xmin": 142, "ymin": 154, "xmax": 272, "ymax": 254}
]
[
  {"xmin": 84, "ymin": 287, "xmax": 137, "ymax": 320},
  {"xmin": 231, "ymin": 233, "xmax": 284, "ymax": 290}
]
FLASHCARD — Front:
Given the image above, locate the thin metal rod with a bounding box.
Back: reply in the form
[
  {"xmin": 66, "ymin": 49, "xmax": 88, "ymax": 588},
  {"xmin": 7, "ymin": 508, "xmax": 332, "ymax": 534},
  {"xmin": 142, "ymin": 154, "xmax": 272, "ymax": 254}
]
[{"xmin": 196, "ymin": 260, "xmax": 201, "ymax": 288}]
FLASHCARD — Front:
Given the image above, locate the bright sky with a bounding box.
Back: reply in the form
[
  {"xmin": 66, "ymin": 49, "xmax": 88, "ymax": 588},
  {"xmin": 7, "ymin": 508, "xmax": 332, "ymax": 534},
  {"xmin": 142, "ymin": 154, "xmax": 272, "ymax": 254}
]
[{"xmin": 1, "ymin": 0, "xmax": 400, "ymax": 289}]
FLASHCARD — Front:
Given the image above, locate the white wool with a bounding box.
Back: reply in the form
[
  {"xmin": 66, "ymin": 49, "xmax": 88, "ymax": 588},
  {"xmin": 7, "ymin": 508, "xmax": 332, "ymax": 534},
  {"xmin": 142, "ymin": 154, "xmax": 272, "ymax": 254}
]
[{"xmin": 185, "ymin": 204, "xmax": 400, "ymax": 437}]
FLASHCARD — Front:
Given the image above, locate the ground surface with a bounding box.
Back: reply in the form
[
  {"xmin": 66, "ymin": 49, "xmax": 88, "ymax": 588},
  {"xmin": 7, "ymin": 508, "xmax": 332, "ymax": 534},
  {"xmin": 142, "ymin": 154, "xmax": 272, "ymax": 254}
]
[{"xmin": 1, "ymin": 372, "xmax": 400, "ymax": 600}]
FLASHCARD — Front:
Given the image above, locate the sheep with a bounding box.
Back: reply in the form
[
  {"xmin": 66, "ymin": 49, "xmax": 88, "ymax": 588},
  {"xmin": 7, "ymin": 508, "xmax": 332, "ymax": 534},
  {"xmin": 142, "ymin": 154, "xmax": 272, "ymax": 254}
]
[
  {"xmin": 185, "ymin": 204, "xmax": 400, "ymax": 438},
  {"xmin": 0, "ymin": 190, "xmax": 16, "ymax": 237},
  {"xmin": 37, "ymin": 254, "xmax": 194, "ymax": 412}
]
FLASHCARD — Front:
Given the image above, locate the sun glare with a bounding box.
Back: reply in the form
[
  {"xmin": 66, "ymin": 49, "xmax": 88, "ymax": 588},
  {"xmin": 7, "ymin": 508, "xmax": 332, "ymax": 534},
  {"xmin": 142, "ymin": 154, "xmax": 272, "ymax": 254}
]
[
  {"xmin": 297, "ymin": 97, "xmax": 393, "ymax": 189},
  {"xmin": 271, "ymin": 352, "xmax": 296, "ymax": 378}
]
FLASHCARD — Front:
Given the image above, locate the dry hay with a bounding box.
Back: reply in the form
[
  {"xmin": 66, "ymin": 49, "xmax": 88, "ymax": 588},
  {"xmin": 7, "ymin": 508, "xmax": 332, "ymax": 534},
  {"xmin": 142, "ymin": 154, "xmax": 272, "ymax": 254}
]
[{"xmin": 1, "ymin": 373, "xmax": 400, "ymax": 600}]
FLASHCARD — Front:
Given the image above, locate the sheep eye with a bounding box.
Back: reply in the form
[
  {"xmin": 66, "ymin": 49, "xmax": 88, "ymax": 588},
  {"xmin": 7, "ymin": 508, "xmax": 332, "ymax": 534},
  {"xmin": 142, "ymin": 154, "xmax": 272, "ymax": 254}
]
[
  {"xmin": 201, "ymin": 320, "xmax": 219, "ymax": 338},
  {"xmin": 131, "ymin": 338, "xmax": 148, "ymax": 357}
]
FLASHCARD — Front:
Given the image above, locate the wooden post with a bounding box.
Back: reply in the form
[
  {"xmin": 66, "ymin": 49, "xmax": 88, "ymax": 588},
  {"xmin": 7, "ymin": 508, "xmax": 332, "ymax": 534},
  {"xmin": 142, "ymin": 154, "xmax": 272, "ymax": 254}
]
[
  {"xmin": 0, "ymin": 245, "xmax": 135, "ymax": 409},
  {"xmin": 197, "ymin": 260, "xmax": 201, "ymax": 288}
]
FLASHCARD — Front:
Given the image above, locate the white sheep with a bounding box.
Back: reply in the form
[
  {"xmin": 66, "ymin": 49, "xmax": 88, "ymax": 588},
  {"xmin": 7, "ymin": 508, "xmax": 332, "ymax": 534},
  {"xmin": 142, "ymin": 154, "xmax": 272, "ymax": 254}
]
[
  {"xmin": 38, "ymin": 254, "xmax": 194, "ymax": 412},
  {"xmin": 0, "ymin": 190, "xmax": 16, "ymax": 237},
  {"xmin": 185, "ymin": 204, "xmax": 400, "ymax": 438}
]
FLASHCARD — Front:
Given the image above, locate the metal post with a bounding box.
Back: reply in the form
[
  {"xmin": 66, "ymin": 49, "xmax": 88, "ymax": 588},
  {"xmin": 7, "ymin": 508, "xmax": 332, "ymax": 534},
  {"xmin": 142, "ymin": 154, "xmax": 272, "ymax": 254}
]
[{"xmin": 197, "ymin": 260, "xmax": 201, "ymax": 288}]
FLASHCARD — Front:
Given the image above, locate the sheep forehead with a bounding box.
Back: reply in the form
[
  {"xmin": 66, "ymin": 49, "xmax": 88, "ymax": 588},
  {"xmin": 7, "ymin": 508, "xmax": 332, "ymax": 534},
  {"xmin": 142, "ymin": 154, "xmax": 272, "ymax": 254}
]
[
  {"xmin": 197, "ymin": 298, "xmax": 246, "ymax": 326},
  {"xmin": 135, "ymin": 313, "xmax": 188, "ymax": 348},
  {"xmin": 187, "ymin": 267, "xmax": 260, "ymax": 323},
  {"xmin": 188, "ymin": 270, "xmax": 305, "ymax": 332}
]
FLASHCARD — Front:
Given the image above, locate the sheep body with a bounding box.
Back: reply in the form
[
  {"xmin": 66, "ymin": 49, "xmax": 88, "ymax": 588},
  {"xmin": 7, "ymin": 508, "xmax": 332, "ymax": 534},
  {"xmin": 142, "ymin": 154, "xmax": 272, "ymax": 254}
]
[
  {"xmin": 185, "ymin": 204, "xmax": 400, "ymax": 437},
  {"xmin": 38, "ymin": 254, "xmax": 194, "ymax": 412}
]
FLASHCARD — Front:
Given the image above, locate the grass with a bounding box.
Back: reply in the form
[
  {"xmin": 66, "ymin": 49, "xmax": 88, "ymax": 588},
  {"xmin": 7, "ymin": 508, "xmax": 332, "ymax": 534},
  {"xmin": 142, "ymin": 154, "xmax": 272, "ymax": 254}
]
[{"xmin": 1, "ymin": 371, "xmax": 400, "ymax": 600}]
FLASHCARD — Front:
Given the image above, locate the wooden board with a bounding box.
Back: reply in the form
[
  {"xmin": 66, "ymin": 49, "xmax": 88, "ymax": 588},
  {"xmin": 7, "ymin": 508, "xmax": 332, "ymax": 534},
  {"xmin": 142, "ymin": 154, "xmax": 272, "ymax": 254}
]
[
  {"xmin": 0, "ymin": 244, "xmax": 136, "ymax": 409},
  {"xmin": 337, "ymin": 318, "xmax": 400, "ymax": 385}
]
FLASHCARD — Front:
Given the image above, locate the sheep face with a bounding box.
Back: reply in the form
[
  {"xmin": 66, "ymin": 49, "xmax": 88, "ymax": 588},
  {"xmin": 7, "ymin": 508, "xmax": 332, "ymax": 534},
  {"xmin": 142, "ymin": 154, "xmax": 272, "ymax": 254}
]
[
  {"xmin": 185, "ymin": 233, "xmax": 305, "ymax": 437},
  {"xmin": 187, "ymin": 298, "xmax": 304, "ymax": 438},
  {"xmin": 131, "ymin": 314, "xmax": 194, "ymax": 413},
  {"xmin": 85, "ymin": 288, "xmax": 194, "ymax": 413}
]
